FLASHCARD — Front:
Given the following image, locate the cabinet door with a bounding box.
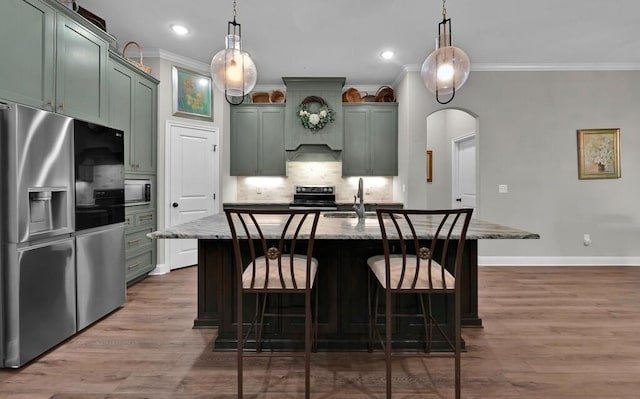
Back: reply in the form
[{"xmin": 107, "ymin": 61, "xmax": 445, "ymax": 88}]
[
  {"xmin": 259, "ymin": 107, "xmax": 286, "ymax": 176},
  {"xmin": 132, "ymin": 77, "xmax": 157, "ymax": 173},
  {"xmin": 108, "ymin": 62, "xmax": 134, "ymax": 170},
  {"xmin": 55, "ymin": 14, "xmax": 107, "ymax": 124},
  {"xmin": 0, "ymin": 0, "xmax": 55, "ymax": 109},
  {"xmin": 370, "ymin": 106, "xmax": 398, "ymax": 176},
  {"xmin": 230, "ymin": 108, "xmax": 259, "ymax": 176},
  {"xmin": 342, "ymin": 107, "xmax": 370, "ymax": 176}
]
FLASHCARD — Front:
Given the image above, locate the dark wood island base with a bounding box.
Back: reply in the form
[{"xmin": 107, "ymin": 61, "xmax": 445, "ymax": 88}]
[{"xmin": 195, "ymin": 238, "xmax": 481, "ymax": 351}]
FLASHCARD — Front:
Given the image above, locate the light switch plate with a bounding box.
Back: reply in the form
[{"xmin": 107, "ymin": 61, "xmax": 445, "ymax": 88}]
[{"xmin": 498, "ymin": 184, "xmax": 508, "ymax": 193}]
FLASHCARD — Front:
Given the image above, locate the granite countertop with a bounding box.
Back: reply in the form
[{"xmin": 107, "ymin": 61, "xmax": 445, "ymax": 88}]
[{"xmin": 149, "ymin": 212, "xmax": 540, "ymax": 241}]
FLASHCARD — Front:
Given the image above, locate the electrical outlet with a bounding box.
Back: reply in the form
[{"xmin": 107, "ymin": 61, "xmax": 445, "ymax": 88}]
[
  {"xmin": 402, "ymin": 184, "xmax": 406, "ymax": 193},
  {"xmin": 256, "ymin": 186, "xmax": 262, "ymax": 194},
  {"xmin": 583, "ymin": 234, "xmax": 591, "ymax": 246},
  {"xmin": 498, "ymin": 184, "xmax": 508, "ymax": 193}
]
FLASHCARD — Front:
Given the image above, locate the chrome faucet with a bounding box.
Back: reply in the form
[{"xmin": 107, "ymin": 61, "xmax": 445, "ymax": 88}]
[{"xmin": 353, "ymin": 177, "xmax": 365, "ymax": 219}]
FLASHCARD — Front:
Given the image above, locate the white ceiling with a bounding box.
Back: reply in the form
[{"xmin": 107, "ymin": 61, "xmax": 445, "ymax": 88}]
[{"xmin": 77, "ymin": 0, "xmax": 640, "ymax": 86}]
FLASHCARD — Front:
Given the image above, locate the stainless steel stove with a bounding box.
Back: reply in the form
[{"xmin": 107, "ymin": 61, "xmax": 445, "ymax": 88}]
[{"xmin": 289, "ymin": 185, "xmax": 338, "ymax": 210}]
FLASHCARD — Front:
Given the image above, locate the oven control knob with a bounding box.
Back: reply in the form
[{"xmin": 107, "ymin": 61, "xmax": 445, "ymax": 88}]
[{"xmin": 172, "ymin": 202, "xmax": 179, "ymax": 208}]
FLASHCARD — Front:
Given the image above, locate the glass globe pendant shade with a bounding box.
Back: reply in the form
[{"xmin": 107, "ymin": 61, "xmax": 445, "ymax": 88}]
[
  {"xmin": 210, "ymin": 34, "xmax": 257, "ymax": 99},
  {"xmin": 420, "ymin": 45, "xmax": 470, "ymax": 97}
]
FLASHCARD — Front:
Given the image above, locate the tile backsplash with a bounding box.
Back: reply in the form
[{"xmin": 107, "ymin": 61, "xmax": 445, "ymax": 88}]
[{"xmin": 236, "ymin": 162, "xmax": 394, "ymax": 203}]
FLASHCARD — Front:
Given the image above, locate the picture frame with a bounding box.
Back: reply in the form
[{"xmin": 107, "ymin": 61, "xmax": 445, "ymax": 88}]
[
  {"xmin": 577, "ymin": 128, "xmax": 621, "ymax": 179},
  {"xmin": 172, "ymin": 66, "xmax": 213, "ymax": 121},
  {"xmin": 426, "ymin": 150, "xmax": 433, "ymax": 182}
]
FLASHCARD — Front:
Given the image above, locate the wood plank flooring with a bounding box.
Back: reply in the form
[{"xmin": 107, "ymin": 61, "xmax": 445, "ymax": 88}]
[{"xmin": 1, "ymin": 266, "xmax": 639, "ymax": 398}]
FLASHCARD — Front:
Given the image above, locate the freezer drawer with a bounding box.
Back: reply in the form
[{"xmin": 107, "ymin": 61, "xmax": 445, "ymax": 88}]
[
  {"xmin": 76, "ymin": 224, "xmax": 126, "ymax": 331},
  {"xmin": 1, "ymin": 237, "xmax": 76, "ymax": 368}
]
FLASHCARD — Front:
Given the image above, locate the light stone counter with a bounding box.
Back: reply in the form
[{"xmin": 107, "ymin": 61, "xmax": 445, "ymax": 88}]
[{"xmin": 149, "ymin": 212, "xmax": 539, "ymax": 241}]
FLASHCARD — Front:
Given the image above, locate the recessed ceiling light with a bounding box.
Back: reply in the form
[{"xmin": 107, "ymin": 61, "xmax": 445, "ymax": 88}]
[
  {"xmin": 381, "ymin": 50, "xmax": 395, "ymax": 60},
  {"xmin": 171, "ymin": 24, "xmax": 189, "ymax": 35}
]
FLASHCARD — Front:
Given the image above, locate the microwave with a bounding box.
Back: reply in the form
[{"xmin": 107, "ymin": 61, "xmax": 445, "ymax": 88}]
[{"xmin": 125, "ymin": 179, "xmax": 151, "ymax": 206}]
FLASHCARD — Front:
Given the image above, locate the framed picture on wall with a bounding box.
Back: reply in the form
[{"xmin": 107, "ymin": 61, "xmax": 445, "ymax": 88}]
[
  {"xmin": 577, "ymin": 128, "xmax": 621, "ymax": 179},
  {"xmin": 172, "ymin": 66, "xmax": 213, "ymax": 121},
  {"xmin": 426, "ymin": 150, "xmax": 433, "ymax": 182}
]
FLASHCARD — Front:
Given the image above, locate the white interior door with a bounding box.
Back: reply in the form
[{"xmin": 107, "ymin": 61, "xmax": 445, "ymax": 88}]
[
  {"xmin": 166, "ymin": 122, "xmax": 218, "ymax": 270},
  {"xmin": 453, "ymin": 134, "xmax": 476, "ymax": 209}
]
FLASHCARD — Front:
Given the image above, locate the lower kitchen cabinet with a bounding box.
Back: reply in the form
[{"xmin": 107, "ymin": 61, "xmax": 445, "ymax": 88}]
[
  {"xmin": 342, "ymin": 103, "xmax": 398, "ymax": 176},
  {"xmin": 230, "ymin": 104, "xmax": 286, "ymax": 176},
  {"xmin": 124, "ymin": 206, "xmax": 156, "ymax": 284}
]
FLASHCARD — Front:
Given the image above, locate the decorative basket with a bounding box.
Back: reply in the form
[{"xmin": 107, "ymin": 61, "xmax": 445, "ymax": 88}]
[
  {"xmin": 122, "ymin": 41, "xmax": 152, "ymax": 74},
  {"xmin": 342, "ymin": 87, "xmax": 362, "ymax": 103},
  {"xmin": 251, "ymin": 92, "xmax": 270, "ymax": 103},
  {"xmin": 375, "ymin": 85, "xmax": 396, "ymax": 102},
  {"xmin": 270, "ymin": 90, "xmax": 286, "ymax": 103}
]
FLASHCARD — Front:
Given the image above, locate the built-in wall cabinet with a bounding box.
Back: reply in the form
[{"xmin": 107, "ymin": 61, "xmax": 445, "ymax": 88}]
[
  {"xmin": 0, "ymin": 0, "xmax": 109, "ymax": 125},
  {"xmin": 107, "ymin": 56, "xmax": 159, "ymax": 284},
  {"xmin": 0, "ymin": 0, "xmax": 159, "ymax": 285},
  {"xmin": 230, "ymin": 104, "xmax": 286, "ymax": 176},
  {"xmin": 342, "ymin": 103, "xmax": 398, "ymax": 176}
]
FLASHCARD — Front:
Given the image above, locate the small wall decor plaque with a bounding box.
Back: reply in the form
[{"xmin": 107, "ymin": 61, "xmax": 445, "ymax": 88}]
[
  {"xmin": 577, "ymin": 128, "xmax": 621, "ymax": 179},
  {"xmin": 172, "ymin": 66, "xmax": 213, "ymax": 121}
]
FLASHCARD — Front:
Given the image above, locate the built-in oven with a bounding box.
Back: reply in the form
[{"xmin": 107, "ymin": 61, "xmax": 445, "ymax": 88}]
[
  {"xmin": 124, "ymin": 179, "xmax": 151, "ymax": 206},
  {"xmin": 73, "ymin": 119, "xmax": 124, "ymax": 231}
]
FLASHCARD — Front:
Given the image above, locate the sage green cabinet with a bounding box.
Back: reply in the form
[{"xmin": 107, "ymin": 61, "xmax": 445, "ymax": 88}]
[
  {"xmin": 124, "ymin": 206, "xmax": 157, "ymax": 284},
  {"xmin": 230, "ymin": 104, "xmax": 286, "ymax": 176},
  {"xmin": 0, "ymin": 0, "xmax": 55, "ymax": 109},
  {"xmin": 0, "ymin": 0, "xmax": 108, "ymax": 124},
  {"xmin": 108, "ymin": 55, "xmax": 158, "ymax": 284},
  {"xmin": 342, "ymin": 103, "xmax": 398, "ymax": 176},
  {"xmin": 108, "ymin": 56, "xmax": 158, "ymax": 174}
]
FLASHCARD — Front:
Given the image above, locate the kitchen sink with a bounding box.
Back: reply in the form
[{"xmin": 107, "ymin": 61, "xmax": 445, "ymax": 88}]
[{"xmin": 322, "ymin": 211, "xmax": 398, "ymax": 219}]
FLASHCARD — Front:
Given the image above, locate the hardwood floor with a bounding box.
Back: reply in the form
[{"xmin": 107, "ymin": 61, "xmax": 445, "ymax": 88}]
[{"xmin": 1, "ymin": 266, "xmax": 639, "ymax": 398}]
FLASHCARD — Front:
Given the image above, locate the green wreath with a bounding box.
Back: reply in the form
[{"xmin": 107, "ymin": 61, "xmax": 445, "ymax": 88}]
[{"xmin": 297, "ymin": 96, "xmax": 335, "ymax": 132}]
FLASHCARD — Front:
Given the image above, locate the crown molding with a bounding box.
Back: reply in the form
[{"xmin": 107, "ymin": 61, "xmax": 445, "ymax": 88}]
[{"xmin": 145, "ymin": 49, "xmax": 211, "ymax": 75}]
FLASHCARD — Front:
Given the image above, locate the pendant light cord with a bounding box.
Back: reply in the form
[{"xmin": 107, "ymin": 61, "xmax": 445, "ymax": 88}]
[{"xmin": 442, "ymin": 0, "xmax": 447, "ymax": 21}]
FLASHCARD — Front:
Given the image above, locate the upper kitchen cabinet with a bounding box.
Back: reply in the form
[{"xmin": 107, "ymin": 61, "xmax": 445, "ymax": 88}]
[
  {"xmin": 342, "ymin": 103, "xmax": 398, "ymax": 176},
  {"xmin": 108, "ymin": 55, "xmax": 158, "ymax": 174},
  {"xmin": 230, "ymin": 104, "xmax": 286, "ymax": 176},
  {"xmin": 0, "ymin": 0, "xmax": 109, "ymax": 124},
  {"xmin": 55, "ymin": 13, "xmax": 108, "ymax": 124}
]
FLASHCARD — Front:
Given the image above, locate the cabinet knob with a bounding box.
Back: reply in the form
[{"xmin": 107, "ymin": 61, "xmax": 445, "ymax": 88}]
[{"xmin": 172, "ymin": 202, "xmax": 179, "ymax": 208}]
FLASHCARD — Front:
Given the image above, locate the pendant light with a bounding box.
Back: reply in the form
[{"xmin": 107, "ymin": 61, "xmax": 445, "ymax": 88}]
[
  {"xmin": 420, "ymin": 0, "xmax": 470, "ymax": 104},
  {"xmin": 210, "ymin": 0, "xmax": 257, "ymax": 105}
]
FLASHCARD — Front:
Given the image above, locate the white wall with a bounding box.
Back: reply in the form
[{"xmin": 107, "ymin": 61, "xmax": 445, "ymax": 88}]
[
  {"xmin": 146, "ymin": 52, "xmax": 230, "ymax": 267},
  {"xmin": 397, "ymin": 69, "xmax": 640, "ymax": 264}
]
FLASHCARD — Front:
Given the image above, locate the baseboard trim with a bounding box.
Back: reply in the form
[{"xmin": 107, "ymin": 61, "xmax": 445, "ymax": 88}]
[
  {"xmin": 148, "ymin": 263, "xmax": 170, "ymax": 275},
  {"xmin": 478, "ymin": 256, "xmax": 640, "ymax": 266}
]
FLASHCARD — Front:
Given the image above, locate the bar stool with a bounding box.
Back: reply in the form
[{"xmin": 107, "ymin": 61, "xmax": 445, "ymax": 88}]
[
  {"xmin": 225, "ymin": 209, "xmax": 321, "ymax": 399},
  {"xmin": 367, "ymin": 208, "xmax": 473, "ymax": 399}
]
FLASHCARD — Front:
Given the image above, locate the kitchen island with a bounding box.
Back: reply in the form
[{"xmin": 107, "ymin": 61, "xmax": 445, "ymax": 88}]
[{"xmin": 150, "ymin": 212, "xmax": 538, "ymax": 351}]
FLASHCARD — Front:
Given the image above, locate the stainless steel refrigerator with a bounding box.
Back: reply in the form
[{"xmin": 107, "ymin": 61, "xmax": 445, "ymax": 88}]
[{"xmin": 0, "ymin": 101, "xmax": 76, "ymax": 368}]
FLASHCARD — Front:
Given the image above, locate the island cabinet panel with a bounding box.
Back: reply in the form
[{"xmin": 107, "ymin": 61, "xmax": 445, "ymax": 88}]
[
  {"xmin": 230, "ymin": 105, "xmax": 286, "ymax": 176},
  {"xmin": 342, "ymin": 103, "xmax": 398, "ymax": 176},
  {"xmin": 0, "ymin": 0, "xmax": 108, "ymax": 125},
  {"xmin": 197, "ymin": 238, "xmax": 478, "ymax": 351}
]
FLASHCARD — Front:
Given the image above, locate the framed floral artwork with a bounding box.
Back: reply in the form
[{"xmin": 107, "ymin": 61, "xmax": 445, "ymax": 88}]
[
  {"xmin": 577, "ymin": 128, "xmax": 621, "ymax": 179},
  {"xmin": 172, "ymin": 66, "xmax": 213, "ymax": 121}
]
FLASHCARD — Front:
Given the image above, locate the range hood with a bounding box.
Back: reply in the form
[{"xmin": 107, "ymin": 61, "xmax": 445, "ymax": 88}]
[
  {"xmin": 283, "ymin": 77, "xmax": 345, "ymax": 161},
  {"xmin": 286, "ymin": 144, "xmax": 341, "ymax": 162}
]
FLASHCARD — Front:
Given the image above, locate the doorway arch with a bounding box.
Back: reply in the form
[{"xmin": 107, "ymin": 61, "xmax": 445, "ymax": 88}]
[{"xmin": 425, "ymin": 109, "xmax": 478, "ymax": 211}]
